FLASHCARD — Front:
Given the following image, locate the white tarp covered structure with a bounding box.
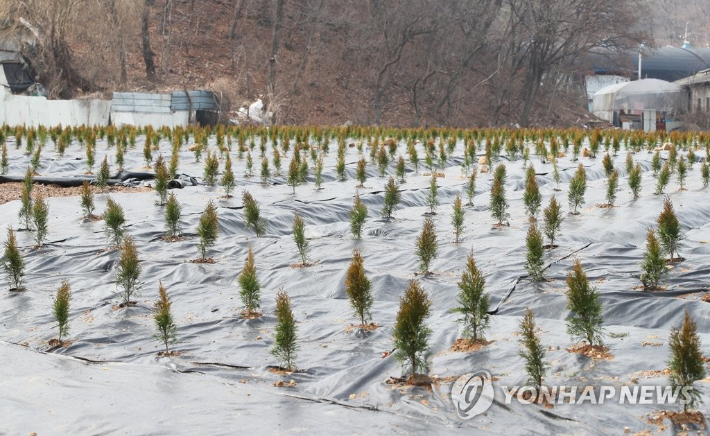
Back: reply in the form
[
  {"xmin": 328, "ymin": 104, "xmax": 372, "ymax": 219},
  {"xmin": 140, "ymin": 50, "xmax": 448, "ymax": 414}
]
[{"xmin": 592, "ymin": 79, "xmax": 687, "ymax": 122}]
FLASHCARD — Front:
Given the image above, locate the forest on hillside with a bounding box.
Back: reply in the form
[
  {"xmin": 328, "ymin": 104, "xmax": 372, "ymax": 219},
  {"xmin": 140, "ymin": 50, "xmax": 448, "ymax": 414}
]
[{"xmin": 1, "ymin": 0, "xmax": 708, "ymax": 127}]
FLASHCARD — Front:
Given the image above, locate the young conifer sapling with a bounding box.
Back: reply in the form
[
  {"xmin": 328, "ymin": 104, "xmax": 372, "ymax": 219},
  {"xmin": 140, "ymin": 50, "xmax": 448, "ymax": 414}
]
[
  {"xmin": 53, "ymin": 279, "xmax": 71, "ymax": 343},
  {"xmin": 3, "ymin": 227, "xmax": 24, "ymax": 291},
  {"xmin": 640, "ymin": 228, "xmax": 666, "ymax": 290},
  {"xmin": 32, "ymin": 194, "xmax": 49, "ymax": 247},
  {"xmin": 164, "ymin": 192, "xmax": 182, "ymax": 238},
  {"xmin": 451, "ymin": 193, "xmax": 465, "ymax": 243},
  {"xmin": 542, "ymin": 195, "xmax": 563, "ymax": 248},
  {"xmin": 345, "ymin": 248, "xmax": 373, "ymax": 327},
  {"xmin": 242, "ymin": 190, "xmax": 264, "ymax": 237},
  {"xmin": 116, "ymin": 236, "xmax": 141, "ymax": 306},
  {"xmin": 519, "ymin": 307, "xmax": 547, "ymax": 391},
  {"xmin": 238, "ymin": 245, "xmax": 261, "ymax": 316},
  {"xmin": 272, "ymin": 290, "xmax": 298, "ymax": 371},
  {"xmin": 103, "ymin": 197, "xmax": 126, "ymax": 247},
  {"xmin": 393, "ymin": 280, "xmax": 432, "ymax": 379},
  {"xmin": 453, "ymin": 253, "xmax": 489, "ymax": 344},
  {"xmin": 154, "ymin": 280, "xmax": 177, "ymax": 354},
  {"xmin": 350, "ymin": 192, "xmax": 368, "ymax": 240},
  {"xmin": 657, "ymin": 196, "xmax": 683, "ymax": 262},
  {"xmin": 196, "ymin": 200, "xmax": 219, "ymax": 261},
  {"xmin": 415, "ymin": 217, "xmax": 437, "ymax": 274},
  {"xmin": 292, "ymin": 213, "xmax": 309, "ymax": 265},
  {"xmin": 668, "ymin": 310, "xmax": 706, "ymax": 412},
  {"xmin": 381, "ymin": 176, "xmax": 401, "ymax": 220},
  {"xmin": 566, "ymin": 259, "xmax": 604, "ymax": 347}
]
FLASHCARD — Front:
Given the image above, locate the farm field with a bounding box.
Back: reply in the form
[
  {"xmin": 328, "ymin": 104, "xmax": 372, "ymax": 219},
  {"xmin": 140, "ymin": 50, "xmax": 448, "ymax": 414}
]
[{"xmin": 1, "ymin": 126, "xmax": 710, "ymax": 434}]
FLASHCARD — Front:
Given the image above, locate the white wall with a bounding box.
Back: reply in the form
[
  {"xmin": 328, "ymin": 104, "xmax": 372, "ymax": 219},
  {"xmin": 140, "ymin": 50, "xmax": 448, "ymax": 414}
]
[
  {"xmin": 0, "ymin": 69, "xmax": 111, "ymax": 127},
  {"xmin": 111, "ymin": 111, "xmax": 190, "ymax": 128}
]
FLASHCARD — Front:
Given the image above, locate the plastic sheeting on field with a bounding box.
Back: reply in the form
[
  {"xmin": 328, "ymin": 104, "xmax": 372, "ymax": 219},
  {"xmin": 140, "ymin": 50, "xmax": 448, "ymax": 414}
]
[{"xmin": 1, "ymin": 133, "xmax": 709, "ymax": 434}]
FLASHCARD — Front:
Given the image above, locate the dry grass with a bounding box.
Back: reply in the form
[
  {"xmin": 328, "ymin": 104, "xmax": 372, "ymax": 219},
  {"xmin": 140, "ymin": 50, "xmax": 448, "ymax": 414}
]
[{"xmin": 566, "ymin": 344, "xmax": 614, "ymax": 360}]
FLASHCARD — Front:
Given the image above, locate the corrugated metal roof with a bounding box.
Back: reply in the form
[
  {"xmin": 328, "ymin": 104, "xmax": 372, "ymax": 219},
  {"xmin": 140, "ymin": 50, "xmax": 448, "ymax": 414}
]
[{"xmin": 589, "ymin": 47, "xmax": 710, "ymax": 82}]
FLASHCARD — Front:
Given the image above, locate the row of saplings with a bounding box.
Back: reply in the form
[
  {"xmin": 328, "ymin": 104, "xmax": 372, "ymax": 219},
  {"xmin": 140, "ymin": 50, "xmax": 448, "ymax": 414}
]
[{"xmin": 3, "ymin": 225, "xmax": 704, "ymax": 419}]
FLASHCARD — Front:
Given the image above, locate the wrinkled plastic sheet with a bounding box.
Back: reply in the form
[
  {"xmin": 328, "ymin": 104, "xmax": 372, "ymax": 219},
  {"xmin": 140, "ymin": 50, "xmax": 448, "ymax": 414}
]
[{"xmin": 1, "ymin": 136, "xmax": 709, "ymax": 434}]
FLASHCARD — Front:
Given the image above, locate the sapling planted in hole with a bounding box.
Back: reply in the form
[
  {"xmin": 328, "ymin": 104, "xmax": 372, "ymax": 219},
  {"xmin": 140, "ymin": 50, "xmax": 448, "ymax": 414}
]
[
  {"xmin": 272, "ymin": 290, "xmax": 298, "ymax": 371},
  {"xmin": 53, "ymin": 279, "xmax": 71, "ymax": 343},
  {"xmin": 96, "ymin": 156, "xmax": 110, "ymax": 190},
  {"xmin": 154, "ymin": 280, "xmax": 177, "ymax": 354},
  {"xmin": 115, "ymin": 236, "xmax": 141, "ymax": 306},
  {"xmin": 525, "ymin": 223, "xmax": 545, "ymax": 281},
  {"xmin": 668, "ymin": 310, "xmax": 705, "ymax": 412},
  {"xmin": 426, "ymin": 172, "xmax": 438, "ymax": 214},
  {"xmin": 519, "ymin": 307, "xmax": 547, "ymax": 391},
  {"xmin": 381, "ymin": 176, "xmax": 401, "ymax": 220},
  {"xmin": 164, "ymin": 192, "xmax": 182, "ymax": 238},
  {"xmin": 542, "ymin": 195, "xmax": 563, "ymax": 248},
  {"xmin": 415, "ymin": 217, "xmax": 437, "ymax": 274},
  {"xmin": 452, "ymin": 193, "xmax": 465, "ymax": 243},
  {"xmin": 453, "ymin": 252, "xmax": 489, "ymax": 344},
  {"xmin": 640, "ymin": 228, "xmax": 666, "ymax": 290},
  {"xmin": 657, "ymin": 196, "xmax": 683, "ymax": 262},
  {"xmin": 242, "ymin": 190, "xmax": 264, "ymax": 237},
  {"xmin": 628, "ymin": 163, "xmax": 642, "ymax": 198},
  {"xmin": 103, "ymin": 197, "xmax": 126, "ymax": 247},
  {"xmin": 345, "ymin": 248, "xmax": 373, "ymax": 326},
  {"xmin": 221, "ymin": 154, "xmax": 236, "ymax": 196},
  {"xmin": 566, "ymin": 259, "xmax": 604, "ymax": 347},
  {"xmin": 349, "ymin": 192, "xmax": 368, "ymax": 240},
  {"xmin": 32, "ymin": 195, "xmax": 49, "ymax": 248},
  {"xmin": 196, "ymin": 200, "xmax": 219, "ymax": 261},
  {"xmin": 292, "ymin": 213, "xmax": 309, "ymax": 265},
  {"xmin": 3, "ymin": 227, "xmax": 24, "ymax": 291},
  {"xmin": 238, "ymin": 245, "xmax": 261, "ymax": 316},
  {"xmin": 80, "ymin": 180, "xmax": 96, "ymax": 218},
  {"xmin": 393, "ymin": 280, "xmax": 432, "ymax": 379}
]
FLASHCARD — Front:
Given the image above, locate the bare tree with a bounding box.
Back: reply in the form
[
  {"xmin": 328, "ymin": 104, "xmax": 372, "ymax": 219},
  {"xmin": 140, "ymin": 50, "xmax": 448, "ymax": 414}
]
[{"xmin": 142, "ymin": 0, "xmax": 157, "ymax": 80}]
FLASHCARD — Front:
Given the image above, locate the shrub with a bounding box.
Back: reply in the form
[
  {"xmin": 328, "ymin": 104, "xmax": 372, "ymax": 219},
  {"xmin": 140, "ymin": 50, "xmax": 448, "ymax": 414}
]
[
  {"xmin": 687, "ymin": 148, "xmax": 696, "ymax": 169},
  {"xmin": 426, "ymin": 172, "xmax": 438, "ymax": 214},
  {"xmin": 452, "ymin": 193, "xmax": 465, "ymax": 243},
  {"xmin": 356, "ymin": 157, "xmax": 367, "ymax": 187},
  {"xmin": 601, "ymin": 153, "xmax": 614, "ymax": 177},
  {"xmin": 196, "ymin": 200, "xmax": 219, "ymax": 260},
  {"xmin": 702, "ymin": 161, "xmax": 709, "ymax": 188},
  {"xmin": 53, "ymin": 279, "xmax": 71, "ymax": 342},
  {"xmin": 3, "ymin": 227, "xmax": 24, "ymax": 291},
  {"xmin": 154, "ymin": 280, "xmax": 177, "ymax": 354},
  {"xmin": 657, "ymin": 196, "xmax": 683, "ymax": 262},
  {"xmin": 287, "ymin": 156, "xmax": 299, "ymax": 194},
  {"xmin": 345, "ymin": 248, "xmax": 373, "ymax": 326},
  {"xmin": 396, "ymin": 155, "xmax": 406, "ymax": 182},
  {"xmin": 393, "ymin": 280, "xmax": 432, "ymax": 378},
  {"xmin": 668, "ymin": 310, "xmax": 706, "ymax": 412},
  {"xmin": 350, "ymin": 192, "xmax": 368, "ymax": 239},
  {"xmin": 116, "ymin": 236, "xmax": 141, "ymax": 306},
  {"xmin": 164, "ymin": 192, "xmax": 182, "ymax": 237},
  {"xmin": 415, "ymin": 217, "xmax": 437, "ymax": 274},
  {"xmin": 242, "ymin": 190, "xmax": 264, "ymax": 237},
  {"xmin": 381, "ymin": 176, "xmax": 401, "ymax": 220},
  {"xmin": 272, "ymin": 290, "xmax": 298, "ymax": 371},
  {"xmin": 32, "ymin": 195, "xmax": 49, "ymax": 247},
  {"xmin": 523, "ymin": 165, "xmax": 541, "ymax": 219},
  {"xmin": 203, "ymin": 150, "xmax": 219, "ymax": 186},
  {"xmin": 568, "ymin": 164, "xmax": 586, "ymax": 214},
  {"xmin": 605, "ymin": 170, "xmax": 618, "ymax": 206},
  {"xmin": 640, "ymin": 228, "xmax": 666, "ymax": 290},
  {"xmin": 651, "ymin": 150, "xmax": 661, "ymax": 176},
  {"xmin": 566, "ymin": 259, "xmax": 604, "ymax": 346},
  {"xmin": 543, "ymin": 195, "xmax": 563, "ymax": 248},
  {"xmin": 525, "ymin": 223, "xmax": 545, "ymax": 281},
  {"xmin": 490, "ymin": 176, "xmax": 508, "ymax": 225},
  {"xmin": 292, "ymin": 213, "xmax": 309, "ymax": 265},
  {"xmin": 238, "ymin": 245, "xmax": 261, "ymax": 315},
  {"xmin": 453, "ymin": 253, "xmax": 489, "ymax": 343},
  {"xmin": 655, "ymin": 162, "xmax": 670, "ymax": 194},
  {"xmin": 221, "ymin": 154, "xmax": 236, "ymax": 196},
  {"xmin": 628, "ymin": 163, "xmax": 642, "ymax": 198},
  {"xmin": 96, "ymin": 156, "xmax": 110, "ymax": 189},
  {"xmin": 465, "ymin": 169, "xmax": 477, "ymax": 206},
  {"xmin": 80, "ymin": 180, "xmax": 95, "ymax": 218},
  {"xmin": 677, "ymin": 155, "xmax": 687, "ymax": 190},
  {"xmin": 519, "ymin": 307, "xmax": 547, "ymax": 389},
  {"xmin": 154, "ymin": 155, "xmax": 169, "ymax": 205},
  {"xmin": 103, "ymin": 197, "xmax": 126, "ymax": 247}
]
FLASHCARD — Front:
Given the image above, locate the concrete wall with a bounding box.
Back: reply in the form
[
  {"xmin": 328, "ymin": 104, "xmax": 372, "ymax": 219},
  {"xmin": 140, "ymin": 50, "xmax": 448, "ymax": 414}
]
[
  {"xmin": 0, "ymin": 69, "xmax": 110, "ymax": 127},
  {"xmin": 111, "ymin": 111, "xmax": 190, "ymax": 128},
  {"xmin": 690, "ymin": 83, "xmax": 710, "ymax": 113}
]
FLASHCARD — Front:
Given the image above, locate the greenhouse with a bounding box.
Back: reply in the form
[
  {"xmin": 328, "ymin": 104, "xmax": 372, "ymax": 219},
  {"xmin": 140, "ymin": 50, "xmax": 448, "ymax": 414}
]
[{"xmin": 592, "ymin": 79, "xmax": 687, "ymax": 131}]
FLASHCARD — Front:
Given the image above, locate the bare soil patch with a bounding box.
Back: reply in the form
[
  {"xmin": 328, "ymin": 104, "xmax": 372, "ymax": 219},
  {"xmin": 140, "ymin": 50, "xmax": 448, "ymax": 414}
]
[
  {"xmin": 566, "ymin": 344, "xmax": 614, "ymax": 360},
  {"xmin": 0, "ymin": 183, "xmax": 151, "ymax": 206},
  {"xmin": 451, "ymin": 338, "xmax": 493, "ymax": 353}
]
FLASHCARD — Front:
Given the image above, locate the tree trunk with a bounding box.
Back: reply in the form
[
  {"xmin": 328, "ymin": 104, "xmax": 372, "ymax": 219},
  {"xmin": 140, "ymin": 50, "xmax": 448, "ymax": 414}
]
[
  {"xmin": 228, "ymin": 0, "xmax": 244, "ymax": 39},
  {"xmin": 142, "ymin": 0, "xmax": 157, "ymax": 81},
  {"xmin": 267, "ymin": 0, "xmax": 286, "ymax": 122}
]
